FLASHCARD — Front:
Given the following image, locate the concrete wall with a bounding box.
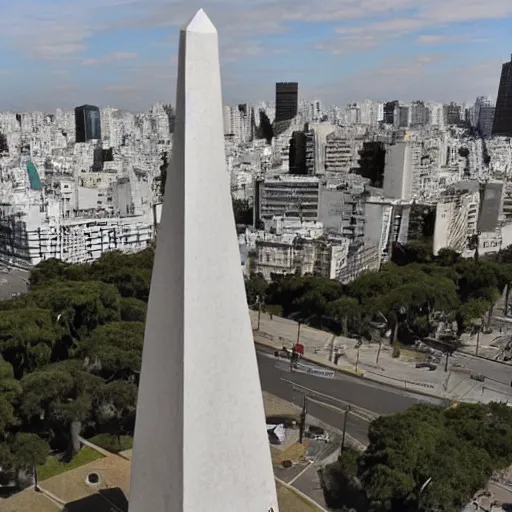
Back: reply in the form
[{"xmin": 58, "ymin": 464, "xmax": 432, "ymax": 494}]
[
  {"xmin": 318, "ymin": 187, "xmax": 344, "ymax": 232},
  {"xmin": 383, "ymin": 142, "xmax": 410, "ymax": 199}
]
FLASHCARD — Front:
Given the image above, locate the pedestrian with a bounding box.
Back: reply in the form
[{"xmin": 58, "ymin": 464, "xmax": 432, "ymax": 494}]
[{"xmin": 269, "ymin": 313, "xmax": 273, "ymax": 320}]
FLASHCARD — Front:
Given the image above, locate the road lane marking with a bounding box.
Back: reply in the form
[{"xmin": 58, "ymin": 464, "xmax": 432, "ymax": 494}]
[
  {"xmin": 306, "ymin": 396, "xmax": 376, "ymax": 423},
  {"xmin": 281, "ymin": 378, "xmax": 379, "ymax": 421},
  {"xmin": 287, "ymin": 462, "xmax": 315, "ymax": 486}
]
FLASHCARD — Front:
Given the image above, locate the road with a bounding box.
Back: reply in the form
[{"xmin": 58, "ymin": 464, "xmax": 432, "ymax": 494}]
[
  {"xmin": 0, "ymin": 265, "xmax": 29, "ymax": 300},
  {"xmin": 452, "ymin": 351, "xmax": 512, "ymax": 389},
  {"xmin": 256, "ymin": 348, "xmax": 445, "ymax": 447}
]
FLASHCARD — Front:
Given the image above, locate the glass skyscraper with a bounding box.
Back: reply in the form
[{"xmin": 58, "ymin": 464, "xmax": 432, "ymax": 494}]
[
  {"xmin": 75, "ymin": 104, "xmax": 102, "ymax": 142},
  {"xmin": 493, "ymin": 55, "xmax": 512, "ymax": 137}
]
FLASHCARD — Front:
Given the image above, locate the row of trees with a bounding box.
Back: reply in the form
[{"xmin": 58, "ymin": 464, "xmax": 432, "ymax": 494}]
[
  {"xmin": 323, "ymin": 401, "xmax": 512, "ymax": 511},
  {"xmin": 0, "ymin": 250, "xmax": 153, "ymax": 487},
  {"xmin": 246, "ymin": 247, "xmax": 512, "ymax": 343},
  {"xmin": 2, "ymin": 241, "xmax": 512, "ymax": 498}
]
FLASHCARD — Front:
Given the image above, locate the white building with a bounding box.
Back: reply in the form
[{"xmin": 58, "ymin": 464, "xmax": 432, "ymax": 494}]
[{"xmin": 433, "ymin": 188, "xmax": 480, "ymax": 255}]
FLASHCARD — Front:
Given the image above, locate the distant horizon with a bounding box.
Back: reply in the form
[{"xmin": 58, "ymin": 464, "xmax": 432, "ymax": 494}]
[
  {"xmin": 0, "ymin": 0, "xmax": 510, "ymax": 111},
  {"xmin": 0, "ymin": 96, "xmax": 498, "ymax": 115}
]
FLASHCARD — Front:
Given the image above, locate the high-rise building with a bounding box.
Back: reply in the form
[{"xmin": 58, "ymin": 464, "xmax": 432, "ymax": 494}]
[
  {"xmin": 444, "ymin": 102, "xmax": 462, "ymax": 125},
  {"xmin": 275, "ymin": 82, "xmax": 298, "ymax": 124},
  {"xmin": 74, "ymin": 105, "xmax": 101, "ymax": 142},
  {"xmin": 493, "ymin": 55, "xmax": 512, "ymax": 136},
  {"xmin": 398, "ymin": 106, "xmax": 410, "ymax": 128},
  {"xmin": 289, "ymin": 130, "xmax": 307, "ymax": 174},
  {"xmin": 478, "ymin": 101, "xmax": 496, "ymax": 138},
  {"xmin": 410, "ymin": 101, "xmax": 428, "ymax": 126},
  {"xmin": 383, "ymin": 100, "xmax": 399, "ymax": 125}
]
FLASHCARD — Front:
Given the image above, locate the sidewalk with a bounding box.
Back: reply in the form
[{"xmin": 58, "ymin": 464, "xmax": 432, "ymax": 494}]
[{"xmin": 251, "ymin": 310, "xmax": 512, "ymax": 404}]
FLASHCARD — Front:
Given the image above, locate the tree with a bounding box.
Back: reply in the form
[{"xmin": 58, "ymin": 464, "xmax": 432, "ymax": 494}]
[
  {"xmin": 456, "ymin": 298, "xmax": 490, "ymax": 334},
  {"xmin": 327, "ymin": 297, "xmax": 360, "ymax": 336},
  {"xmin": 29, "ymin": 258, "xmax": 69, "ymax": 287},
  {"xmin": 0, "ymin": 308, "xmax": 57, "ymax": 378},
  {"xmin": 19, "ymin": 362, "xmax": 101, "ymax": 457},
  {"xmin": 0, "ymin": 356, "xmax": 21, "ymax": 435},
  {"xmin": 392, "ymin": 240, "xmax": 433, "ymax": 265},
  {"xmin": 375, "ymin": 275, "xmax": 459, "ymax": 343},
  {"xmin": 90, "ymin": 250, "xmax": 153, "ymax": 301},
  {"xmin": 93, "ymin": 380, "xmax": 137, "ymax": 439},
  {"xmin": 266, "ymin": 275, "xmax": 342, "ymax": 318},
  {"xmin": 355, "ymin": 403, "xmax": 510, "ymax": 512},
  {"xmin": 232, "ymin": 197, "xmax": 253, "ymax": 226},
  {"xmin": 9, "ymin": 433, "xmax": 49, "ymax": 489},
  {"xmin": 454, "ymin": 260, "xmax": 499, "ymax": 303},
  {"xmin": 436, "ymin": 248, "xmax": 461, "ymax": 267},
  {"xmin": 29, "ymin": 280, "xmax": 121, "ymax": 340},
  {"xmin": 322, "ymin": 448, "xmax": 369, "ymax": 510},
  {"xmin": 120, "ymin": 297, "xmax": 147, "ymax": 322},
  {"xmin": 0, "ymin": 394, "xmax": 17, "ymax": 434},
  {"xmin": 244, "ymin": 273, "xmax": 268, "ymax": 306},
  {"xmin": 78, "ymin": 322, "xmax": 145, "ymax": 380},
  {"xmin": 347, "ymin": 265, "xmax": 413, "ymax": 306}
]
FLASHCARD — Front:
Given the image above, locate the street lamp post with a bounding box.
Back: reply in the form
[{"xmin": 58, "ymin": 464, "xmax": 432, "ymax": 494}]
[
  {"xmin": 299, "ymin": 394, "xmax": 307, "ymax": 444},
  {"xmin": 256, "ymin": 295, "xmax": 261, "ymax": 331},
  {"xmin": 339, "ymin": 405, "xmax": 351, "ymax": 457},
  {"xmin": 296, "ymin": 321, "xmax": 302, "ymax": 344},
  {"xmin": 290, "ymin": 348, "xmax": 296, "ymax": 373}
]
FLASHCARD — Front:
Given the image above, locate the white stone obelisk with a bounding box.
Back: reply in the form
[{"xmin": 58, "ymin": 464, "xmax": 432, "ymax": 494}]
[{"xmin": 128, "ymin": 9, "xmax": 278, "ymax": 512}]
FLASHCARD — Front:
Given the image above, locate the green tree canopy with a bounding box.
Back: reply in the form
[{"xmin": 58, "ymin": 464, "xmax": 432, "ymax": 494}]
[
  {"xmin": 90, "ymin": 250, "xmax": 153, "ymax": 301},
  {"xmin": 343, "ymin": 403, "xmax": 512, "ymax": 512},
  {"xmin": 0, "ymin": 308, "xmax": 57, "ymax": 378},
  {"xmin": 0, "ymin": 356, "xmax": 22, "ymax": 435},
  {"xmin": 78, "ymin": 322, "xmax": 145, "ymax": 380},
  {"xmin": 327, "ymin": 297, "xmax": 361, "ymax": 336},
  {"xmin": 29, "ymin": 280, "xmax": 121, "ymax": 338},
  {"xmin": 244, "ymin": 273, "xmax": 269, "ymax": 305},
  {"xmin": 93, "ymin": 380, "xmax": 138, "ymax": 438},
  {"xmin": 120, "ymin": 297, "xmax": 147, "ymax": 322}
]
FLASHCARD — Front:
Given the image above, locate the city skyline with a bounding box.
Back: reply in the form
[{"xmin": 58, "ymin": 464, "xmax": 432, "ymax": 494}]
[{"xmin": 1, "ymin": 0, "xmax": 512, "ymax": 111}]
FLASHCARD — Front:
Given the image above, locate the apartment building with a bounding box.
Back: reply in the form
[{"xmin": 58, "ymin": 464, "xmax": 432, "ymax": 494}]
[
  {"xmin": 433, "ymin": 187, "xmax": 480, "ymax": 255},
  {"xmin": 324, "ymin": 133, "xmax": 354, "ymax": 173},
  {"xmin": 259, "ymin": 176, "xmax": 320, "ymax": 222}
]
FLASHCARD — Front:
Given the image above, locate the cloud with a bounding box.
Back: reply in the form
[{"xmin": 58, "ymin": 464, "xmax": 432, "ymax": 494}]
[
  {"xmin": 81, "ymin": 52, "xmax": 138, "ymax": 66},
  {"xmin": 0, "ymin": 5, "xmax": 93, "ymax": 59},
  {"xmin": 416, "ymin": 33, "xmax": 486, "ymax": 45},
  {"xmin": 309, "ymin": 57, "xmax": 502, "ymax": 105},
  {"xmin": 314, "ymin": 35, "xmax": 381, "ymax": 54},
  {"xmin": 0, "ymin": 0, "xmax": 510, "ymax": 110},
  {"xmin": 332, "ymin": 0, "xmax": 512, "ymax": 39}
]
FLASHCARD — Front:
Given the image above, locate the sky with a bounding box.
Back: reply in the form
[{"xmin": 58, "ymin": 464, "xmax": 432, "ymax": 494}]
[{"xmin": 0, "ymin": 0, "xmax": 511, "ymax": 112}]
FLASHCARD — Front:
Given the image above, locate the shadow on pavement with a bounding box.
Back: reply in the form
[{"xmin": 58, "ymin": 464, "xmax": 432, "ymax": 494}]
[{"xmin": 65, "ymin": 487, "xmax": 128, "ymax": 512}]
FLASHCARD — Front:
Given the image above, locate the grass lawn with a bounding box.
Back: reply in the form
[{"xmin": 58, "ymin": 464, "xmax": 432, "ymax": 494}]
[
  {"xmin": 397, "ymin": 342, "xmax": 427, "ymax": 362},
  {"xmin": 37, "ymin": 446, "xmax": 103, "ymax": 482},
  {"xmin": 277, "ymin": 482, "xmax": 322, "ymax": 511},
  {"xmin": 88, "ymin": 434, "xmax": 133, "ymax": 453}
]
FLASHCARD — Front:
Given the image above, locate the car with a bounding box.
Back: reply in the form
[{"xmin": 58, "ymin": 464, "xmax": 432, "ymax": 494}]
[{"xmin": 415, "ymin": 362, "xmax": 437, "ymax": 370}]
